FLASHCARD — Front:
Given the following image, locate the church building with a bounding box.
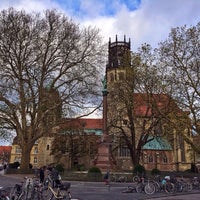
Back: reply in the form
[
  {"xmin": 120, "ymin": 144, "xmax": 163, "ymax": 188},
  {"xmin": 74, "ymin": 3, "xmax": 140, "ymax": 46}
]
[{"xmin": 10, "ymin": 36, "xmax": 193, "ymax": 172}]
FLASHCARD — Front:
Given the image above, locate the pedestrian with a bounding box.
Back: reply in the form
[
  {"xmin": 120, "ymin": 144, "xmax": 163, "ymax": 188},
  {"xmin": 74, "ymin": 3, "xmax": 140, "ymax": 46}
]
[
  {"xmin": 104, "ymin": 171, "xmax": 109, "ymax": 185},
  {"xmin": 39, "ymin": 166, "xmax": 45, "ymax": 183},
  {"xmin": 51, "ymin": 167, "xmax": 62, "ymax": 187}
]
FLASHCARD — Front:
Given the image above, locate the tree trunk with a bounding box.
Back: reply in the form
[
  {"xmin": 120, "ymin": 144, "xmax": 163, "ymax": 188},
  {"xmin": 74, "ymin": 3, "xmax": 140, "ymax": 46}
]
[
  {"xmin": 19, "ymin": 144, "xmax": 32, "ymax": 173},
  {"xmin": 135, "ymin": 150, "xmax": 141, "ymax": 166},
  {"xmin": 131, "ymin": 148, "xmax": 142, "ymax": 168}
]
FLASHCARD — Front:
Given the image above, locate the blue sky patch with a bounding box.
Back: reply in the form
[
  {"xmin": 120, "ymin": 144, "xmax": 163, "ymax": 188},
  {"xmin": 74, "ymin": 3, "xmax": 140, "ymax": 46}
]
[{"xmin": 56, "ymin": 0, "xmax": 141, "ymax": 17}]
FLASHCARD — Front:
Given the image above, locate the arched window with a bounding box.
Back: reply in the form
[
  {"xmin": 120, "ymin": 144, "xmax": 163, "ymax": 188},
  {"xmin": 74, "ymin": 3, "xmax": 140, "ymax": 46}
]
[
  {"xmin": 46, "ymin": 145, "xmax": 50, "ymax": 151},
  {"xmin": 143, "ymin": 154, "xmax": 148, "ymax": 164},
  {"xmin": 163, "ymin": 155, "xmax": 168, "ymax": 163},
  {"xmin": 119, "ymin": 146, "xmax": 130, "ymax": 157},
  {"xmin": 148, "ymin": 155, "xmax": 153, "ymax": 163},
  {"xmin": 118, "ymin": 72, "xmax": 124, "ymax": 81},
  {"xmin": 34, "ymin": 157, "xmax": 37, "ymax": 163},
  {"xmin": 34, "ymin": 147, "xmax": 38, "ymax": 154}
]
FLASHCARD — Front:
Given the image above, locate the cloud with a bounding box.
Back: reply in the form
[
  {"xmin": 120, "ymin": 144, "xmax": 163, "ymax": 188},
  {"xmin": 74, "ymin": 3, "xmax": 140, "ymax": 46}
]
[
  {"xmin": 81, "ymin": 0, "xmax": 200, "ymax": 50},
  {"xmin": 0, "ymin": 0, "xmax": 59, "ymax": 12},
  {"xmin": 0, "ymin": 0, "xmax": 199, "ymax": 51}
]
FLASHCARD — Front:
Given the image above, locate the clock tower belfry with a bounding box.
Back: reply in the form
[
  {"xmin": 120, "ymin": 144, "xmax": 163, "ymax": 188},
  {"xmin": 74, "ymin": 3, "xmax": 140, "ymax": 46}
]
[{"xmin": 106, "ymin": 35, "xmax": 131, "ymax": 86}]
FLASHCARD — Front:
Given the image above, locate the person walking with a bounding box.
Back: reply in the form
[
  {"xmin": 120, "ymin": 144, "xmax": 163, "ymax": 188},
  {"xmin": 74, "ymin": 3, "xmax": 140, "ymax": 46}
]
[{"xmin": 39, "ymin": 166, "xmax": 45, "ymax": 183}]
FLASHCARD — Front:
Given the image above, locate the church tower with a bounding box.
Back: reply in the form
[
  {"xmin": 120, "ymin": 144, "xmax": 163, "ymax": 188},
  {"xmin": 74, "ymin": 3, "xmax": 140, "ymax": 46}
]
[
  {"xmin": 94, "ymin": 36, "xmax": 132, "ymax": 172},
  {"xmin": 106, "ymin": 35, "xmax": 132, "ymax": 132},
  {"xmin": 106, "ymin": 35, "xmax": 131, "ymax": 85}
]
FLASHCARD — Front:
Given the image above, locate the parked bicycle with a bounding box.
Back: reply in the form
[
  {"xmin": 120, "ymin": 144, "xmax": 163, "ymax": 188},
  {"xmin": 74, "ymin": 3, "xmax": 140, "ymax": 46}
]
[
  {"xmin": 9, "ymin": 173, "xmax": 77, "ymax": 200},
  {"xmin": 9, "ymin": 182, "xmax": 23, "ymax": 200},
  {"xmin": 109, "ymin": 173, "xmax": 127, "ymax": 183},
  {"xmin": 42, "ymin": 177, "xmax": 77, "ymax": 200},
  {"xmin": 9, "ymin": 177, "xmax": 35, "ymax": 200},
  {"xmin": 0, "ymin": 186, "xmax": 10, "ymax": 200},
  {"xmin": 135, "ymin": 177, "xmax": 155, "ymax": 195},
  {"xmin": 191, "ymin": 177, "xmax": 200, "ymax": 190}
]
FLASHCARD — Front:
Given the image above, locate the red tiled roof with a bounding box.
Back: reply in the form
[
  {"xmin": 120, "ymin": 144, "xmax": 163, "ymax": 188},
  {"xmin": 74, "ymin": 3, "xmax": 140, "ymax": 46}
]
[
  {"xmin": 0, "ymin": 146, "xmax": 12, "ymax": 154},
  {"xmin": 11, "ymin": 93, "xmax": 185, "ymax": 140},
  {"xmin": 133, "ymin": 93, "xmax": 185, "ymax": 117},
  {"xmin": 58, "ymin": 94, "xmax": 185, "ymax": 130},
  {"xmin": 60, "ymin": 118, "xmax": 103, "ymax": 130}
]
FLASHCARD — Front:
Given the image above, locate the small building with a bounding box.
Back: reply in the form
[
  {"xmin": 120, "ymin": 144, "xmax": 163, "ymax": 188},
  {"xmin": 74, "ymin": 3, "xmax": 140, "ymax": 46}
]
[
  {"xmin": 0, "ymin": 146, "xmax": 11, "ymax": 165},
  {"xmin": 10, "ymin": 118, "xmax": 102, "ymax": 169}
]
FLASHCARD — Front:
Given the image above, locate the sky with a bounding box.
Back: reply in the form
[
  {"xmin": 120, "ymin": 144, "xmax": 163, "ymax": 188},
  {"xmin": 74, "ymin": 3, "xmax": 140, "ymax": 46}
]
[
  {"xmin": 0, "ymin": 0, "xmax": 200, "ymax": 145},
  {"xmin": 0, "ymin": 0, "xmax": 199, "ymax": 51}
]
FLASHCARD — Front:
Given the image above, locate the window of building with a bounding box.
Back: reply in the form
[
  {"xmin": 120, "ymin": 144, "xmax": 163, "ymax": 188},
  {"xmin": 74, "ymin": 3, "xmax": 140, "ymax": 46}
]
[
  {"xmin": 110, "ymin": 73, "xmax": 114, "ymax": 82},
  {"xmin": 143, "ymin": 154, "xmax": 148, "ymax": 164},
  {"xmin": 14, "ymin": 156, "xmax": 21, "ymax": 162},
  {"xmin": 34, "ymin": 157, "xmax": 37, "ymax": 164},
  {"xmin": 15, "ymin": 147, "xmax": 22, "ymax": 154},
  {"xmin": 119, "ymin": 146, "xmax": 130, "ymax": 157},
  {"xmin": 118, "ymin": 59, "xmax": 121, "ymax": 66},
  {"xmin": 155, "ymin": 153, "xmax": 160, "ymax": 163},
  {"xmin": 163, "ymin": 155, "xmax": 168, "ymax": 163},
  {"xmin": 34, "ymin": 140, "xmax": 39, "ymax": 144},
  {"xmin": 34, "ymin": 147, "xmax": 38, "ymax": 154},
  {"xmin": 46, "ymin": 145, "xmax": 50, "ymax": 151},
  {"xmin": 118, "ymin": 72, "xmax": 124, "ymax": 81},
  {"xmin": 148, "ymin": 155, "xmax": 154, "ymax": 163},
  {"xmin": 180, "ymin": 136, "xmax": 186, "ymax": 162}
]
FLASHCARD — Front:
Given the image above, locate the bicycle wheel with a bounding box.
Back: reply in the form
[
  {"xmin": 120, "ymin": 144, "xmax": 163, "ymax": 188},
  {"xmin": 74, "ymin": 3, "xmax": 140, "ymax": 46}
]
[
  {"xmin": 0, "ymin": 195, "xmax": 9, "ymax": 200},
  {"xmin": 165, "ymin": 182, "xmax": 175, "ymax": 194},
  {"xmin": 144, "ymin": 182, "xmax": 155, "ymax": 195},
  {"xmin": 31, "ymin": 188, "xmax": 44, "ymax": 200},
  {"xmin": 41, "ymin": 188, "xmax": 54, "ymax": 200},
  {"xmin": 58, "ymin": 190, "xmax": 68, "ymax": 200},
  {"xmin": 186, "ymin": 183, "xmax": 193, "ymax": 192},
  {"xmin": 9, "ymin": 184, "xmax": 23, "ymax": 200},
  {"xmin": 18, "ymin": 187, "xmax": 33, "ymax": 200},
  {"xmin": 174, "ymin": 182, "xmax": 183, "ymax": 193},
  {"xmin": 9, "ymin": 189, "xmax": 19, "ymax": 200},
  {"xmin": 110, "ymin": 175, "xmax": 116, "ymax": 182},
  {"xmin": 133, "ymin": 176, "xmax": 140, "ymax": 183},
  {"xmin": 136, "ymin": 183, "xmax": 143, "ymax": 193},
  {"xmin": 152, "ymin": 181, "xmax": 160, "ymax": 193},
  {"xmin": 118, "ymin": 176, "xmax": 127, "ymax": 183}
]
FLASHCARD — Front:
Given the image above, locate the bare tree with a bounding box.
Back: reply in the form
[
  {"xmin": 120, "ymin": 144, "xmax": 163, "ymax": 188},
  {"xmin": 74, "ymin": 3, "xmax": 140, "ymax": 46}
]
[
  {"xmin": 157, "ymin": 22, "xmax": 200, "ymax": 153},
  {"xmin": 0, "ymin": 8, "xmax": 105, "ymax": 171},
  {"xmin": 51, "ymin": 127, "xmax": 98, "ymax": 169}
]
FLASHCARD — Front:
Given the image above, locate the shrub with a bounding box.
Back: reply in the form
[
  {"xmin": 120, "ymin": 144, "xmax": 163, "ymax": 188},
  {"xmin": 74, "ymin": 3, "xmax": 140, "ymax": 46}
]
[
  {"xmin": 133, "ymin": 164, "xmax": 146, "ymax": 175},
  {"xmin": 87, "ymin": 167, "xmax": 102, "ymax": 181},
  {"xmin": 75, "ymin": 164, "xmax": 86, "ymax": 171},
  {"xmin": 151, "ymin": 168, "xmax": 161, "ymax": 175},
  {"xmin": 55, "ymin": 164, "xmax": 65, "ymax": 173},
  {"xmin": 88, "ymin": 166, "xmax": 102, "ymax": 174}
]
